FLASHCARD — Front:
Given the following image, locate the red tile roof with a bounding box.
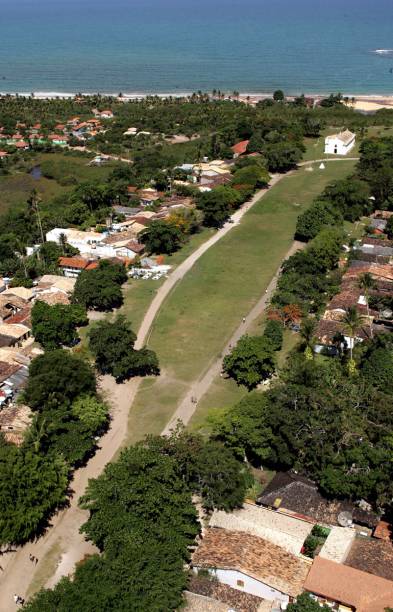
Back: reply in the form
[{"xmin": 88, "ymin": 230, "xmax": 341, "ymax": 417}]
[
  {"xmin": 231, "ymin": 140, "xmax": 249, "ymax": 155},
  {"xmin": 58, "ymin": 257, "xmax": 98, "ymax": 270}
]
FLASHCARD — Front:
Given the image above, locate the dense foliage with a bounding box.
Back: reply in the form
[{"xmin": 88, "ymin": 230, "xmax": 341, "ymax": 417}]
[
  {"xmin": 223, "ymin": 334, "xmax": 276, "ymax": 389},
  {"xmin": 88, "ymin": 315, "xmax": 160, "ymax": 381},
  {"xmin": 32, "ymin": 301, "xmax": 88, "ymax": 349},
  {"xmin": 72, "ymin": 260, "xmax": 127, "ymax": 311},
  {"xmin": 25, "ymin": 429, "xmax": 250, "ymax": 611}
]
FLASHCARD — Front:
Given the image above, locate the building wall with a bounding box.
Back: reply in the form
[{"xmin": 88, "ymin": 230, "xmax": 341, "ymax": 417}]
[
  {"xmin": 199, "ymin": 568, "xmax": 289, "ymax": 603},
  {"xmin": 324, "ymin": 138, "xmax": 355, "ymax": 155}
]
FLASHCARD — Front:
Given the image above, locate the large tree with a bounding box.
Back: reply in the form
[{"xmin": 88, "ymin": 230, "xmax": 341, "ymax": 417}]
[
  {"xmin": 88, "ymin": 315, "xmax": 159, "ymax": 381},
  {"xmin": 32, "ymin": 301, "xmax": 87, "ymax": 350},
  {"xmin": 72, "ymin": 261, "xmax": 127, "ymax": 311},
  {"xmin": 24, "ymin": 349, "xmax": 96, "ymax": 410},
  {"xmin": 223, "ymin": 334, "xmax": 275, "ymax": 389},
  {"xmin": 140, "ymin": 220, "xmax": 184, "ymax": 254}
]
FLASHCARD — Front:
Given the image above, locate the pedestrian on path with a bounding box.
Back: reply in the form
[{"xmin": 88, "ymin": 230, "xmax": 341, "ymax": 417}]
[{"xmin": 242, "ymin": 317, "xmax": 246, "ymax": 323}]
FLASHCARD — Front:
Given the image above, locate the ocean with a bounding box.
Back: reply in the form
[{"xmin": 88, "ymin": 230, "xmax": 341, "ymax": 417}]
[{"xmin": 0, "ymin": 0, "xmax": 393, "ymax": 95}]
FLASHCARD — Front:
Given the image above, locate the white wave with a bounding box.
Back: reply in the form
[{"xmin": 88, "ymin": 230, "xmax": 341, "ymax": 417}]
[{"xmin": 374, "ymin": 49, "xmax": 393, "ymax": 55}]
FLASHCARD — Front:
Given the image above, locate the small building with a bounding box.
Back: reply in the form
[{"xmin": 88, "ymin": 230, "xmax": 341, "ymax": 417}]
[
  {"xmin": 304, "ymin": 556, "xmax": 393, "ymax": 611},
  {"xmin": 231, "ymin": 140, "xmax": 250, "ymax": 159},
  {"xmin": 58, "ymin": 256, "xmax": 99, "ymax": 278},
  {"xmin": 192, "ymin": 528, "xmax": 309, "ymax": 604},
  {"xmin": 46, "ymin": 227, "xmax": 106, "ymax": 255},
  {"xmin": 257, "ymin": 472, "xmax": 379, "ymax": 530},
  {"xmin": 0, "ymin": 403, "xmax": 32, "ymax": 446},
  {"xmin": 324, "ymin": 130, "xmax": 356, "ymax": 155},
  {"xmin": 0, "ymin": 323, "xmax": 31, "ymax": 348}
]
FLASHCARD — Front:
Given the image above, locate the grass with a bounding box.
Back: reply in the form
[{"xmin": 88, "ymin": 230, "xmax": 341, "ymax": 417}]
[
  {"xmin": 124, "ymin": 160, "xmax": 356, "ymax": 445},
  {"xmin": 303, "ymin": 125, "xmax": 393, "ymax": 163},
  {"xmin": 0, "ymin": 151, "xmax": 115, "ymax": 216}
]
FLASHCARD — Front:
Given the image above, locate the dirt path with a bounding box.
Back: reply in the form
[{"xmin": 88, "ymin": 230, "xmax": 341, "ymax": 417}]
[
  {"xmin": 0, "ymin": 175, "xmax": 285, "ymax": 611},
  {"xmin": 161, "ymin": 240, "xmax": 305, "ymax": 435},
  {"xmin": 0, "ymin": 158, "xmax": 355, "ymax": 608}
]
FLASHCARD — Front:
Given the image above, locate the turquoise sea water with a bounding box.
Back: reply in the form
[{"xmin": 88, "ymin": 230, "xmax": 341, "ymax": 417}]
[{"xmin": 0, "ymin": 0, "xmax": 393, "ymax": 95}]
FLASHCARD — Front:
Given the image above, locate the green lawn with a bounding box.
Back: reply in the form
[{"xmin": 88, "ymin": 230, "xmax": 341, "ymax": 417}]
[
  {"xmin": 303, "ymin": 126, "xmax": 393, "ymax": 163},
  {"xmin": 124, "ymin": 160, "xmax": 356, "ymax": 445}
]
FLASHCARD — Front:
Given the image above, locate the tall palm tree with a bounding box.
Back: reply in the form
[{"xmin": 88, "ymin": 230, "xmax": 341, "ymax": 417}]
[
  {"xmin": 342, "ymin": 306, "xmax": 364, "ymax": 360},
  {"xmin": 300, "ymin": 318, "xmax": 316, "ymax": 350},
  {"xmin": 357, "ymin": 272, "xmax": 376, "ymax": 338},
  {"xmin": 27, "ymin": 189, "xmax": 44, "ymax": 244},
  {"xmin": 15, "ymin": 240, "xmax": 28, "ymax": 279}
]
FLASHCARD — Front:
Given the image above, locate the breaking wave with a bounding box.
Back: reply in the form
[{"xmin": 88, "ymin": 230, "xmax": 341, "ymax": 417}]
[{"xmin": 374, "ymin": 49, "xmax": 393, "ymax": 56}]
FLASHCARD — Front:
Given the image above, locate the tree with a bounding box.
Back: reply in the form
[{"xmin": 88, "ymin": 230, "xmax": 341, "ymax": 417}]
[
  {"xmin": 288, "ymin": 593, "xmax": 330, "ymax": 612},
  {"xmin": 140, "ymin": 220, "xmax": 184, "ymax": 254},
  {"xmin": 342, "ymin": 306, "xmax": 364, "ymax": 361},
  {"xmin": 71, "ymin": 395, "xmax": 109, "ymax": 432},
  {"xmin": 357, "ymin": 272, "xmax": 376, "ymax": 338},
  {"xmin": 88, "ymin": 316, "xmax": 159, "ymax": 381},
  {"xmin": 72, "ymin": 261, "xmax": 126, "ymax": 311},
  {"xmin": 196, "ymin": 186, "xmax": 241, "ymax": 228},
  {"xmin": 0, "ymin": 439, "xmax": 68, "ymax": 545},
  {"xmin": 263, "ymin": 320, "xmax": 283, "ymax": 351},
  {"xmin": 273, "ymin": 90, "xmax": 285, "ymax": 102},
  {"xmin": 24, "ymin": 349, "xmax": 96, "ymax": 410},
  {"xmin": 265, "ymin": 142, "xmax": 303, "ymax": 172},
  {"xmin": 27, "ymin": 189, "xmax": 44, "ymax": 244},
  {"xmin": 223, "ymin": 335, "xmax": 275, "ymax": 389},
  {"xmin": 386, "ymin": 216, "xmax": 393, "ymax": 239},
  {"xmin": 300, "ymin": 317, "xmax": 316, "ymax": 354},
  {"xmin": 31, "ymin": 301, "xmax": 87, "ymax": 350}
]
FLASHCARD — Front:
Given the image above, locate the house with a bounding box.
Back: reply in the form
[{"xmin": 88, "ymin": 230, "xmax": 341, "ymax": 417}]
[
  {"xmin": 0, "ymin": 323, "xmax": 31, "ymax": 348},
  {"xmin": 324, "ymin": 130, "xmax": 356, "ymax": 155},
  {"xmin": 3, "ymin": 287, "xmax": 34, "ymax": 302},
  {"xmin": 0, "ymin": 294, "xmax": 27, "ymax": 323},
  {"xmin": 257, "ymin": 472, "xmax": 379, "ymax": 530},
  {"xmin": 192, "ymin": 528, "xmax": 309, "ymax": 604},
  {"xmin": 58, "ymin": 257, "xmax": 99, "ymax": 278},
  {"xmin": 209, "ymin": 503, "xmax": 313, "ymax": 556},
  {"xmin": 98, "ymin": 110, "xmax": 114, "ymax": 119},
  {"xmin": 304, "ymin": 556, "xmax": 393, "ymax": 611},
  {"xmin": 34, "ymin": 274, "xmax": 76, "ymax": 302},
  {"xmin": 46, "ymin": 227, "xmax": 105, "ymax": 255},
  {"xmin": 231, "ymin": 140, "xmax": 250, "ymax": 158},
  {"xmin": 48, "ymin": 134, "xmax": 69, "ymax": 147},
  {"xmin": 345, "ymin": 534, "xmax": 393, "ymax": 581}
]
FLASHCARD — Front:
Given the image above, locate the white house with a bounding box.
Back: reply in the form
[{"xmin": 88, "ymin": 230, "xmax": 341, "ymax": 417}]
[
  {"xmin": 324, "ymin": 130, "xmax": 355, "ymax": 155},
  {"xmin": 192, "ymin": 528, "xmax": 309, "ymax": 604},
  {"xmin": 46, "ymin": 228, "xmax": 106, "ymax": 255}
]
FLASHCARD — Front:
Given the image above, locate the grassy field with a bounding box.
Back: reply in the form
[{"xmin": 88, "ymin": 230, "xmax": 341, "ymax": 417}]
[
  {"xmin": 124, "ymin": 160, "xmax": 356, "ymax": 445},
  {"xmin": 303, "ymin": 125, "xmax": 393, "ymax": 162}
]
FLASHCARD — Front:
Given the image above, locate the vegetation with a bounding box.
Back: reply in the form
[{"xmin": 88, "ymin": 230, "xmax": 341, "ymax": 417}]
[
  {"xmin": 31, "ymin": 301, "xmax": 88, "ymax": 350},
  {"xmin": 223, "ymin": 335, "xmax": 275, "ymax": 389},
  {"xmin": 288, "ymin": 593, "xmax": 330, "ymax": 612},
  {"xmin": 140, "ymin": 219, "xmax": 184, "ymax": 254},
  {"xmin": 25, "ymin": 428, "xmax": 249, "ymax": 610},
  {"xmin": 72, "ymin": 260, "xmax": 127, "ymax": 311},
  {"xmin": 88, "ymin": 315, "xmax": 160, "ymax": 382}
]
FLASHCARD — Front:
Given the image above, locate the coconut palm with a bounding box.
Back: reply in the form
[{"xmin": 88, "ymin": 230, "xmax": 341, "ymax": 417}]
[
  {"xmin": 27, "ymin": 189, "xmax": 44, "ymax": 244},
  {"xmin": 342, "ymin": 306, "xmax": 364, "ymax": 360},
  {"xmin": 300, "ymin": 318, "xmax": 316, "ymax": 352},
  {"xmin": 357, "ymin": 272, "xmax": 376, "ymax": 338}
]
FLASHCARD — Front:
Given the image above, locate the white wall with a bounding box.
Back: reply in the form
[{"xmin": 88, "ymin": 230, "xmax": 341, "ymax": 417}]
[
  {"xmin": 324, "ymin": 137, "xmax": 355, "ymax": 155},
  {"xmin": 198, "ymin": 568, "xmax": 289, "ymax": 603}
]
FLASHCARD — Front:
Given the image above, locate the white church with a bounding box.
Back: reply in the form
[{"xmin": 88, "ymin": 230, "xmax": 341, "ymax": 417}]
[{"xmin": 324, "ymin": 129, "xmax": 356, "ymax": 155}]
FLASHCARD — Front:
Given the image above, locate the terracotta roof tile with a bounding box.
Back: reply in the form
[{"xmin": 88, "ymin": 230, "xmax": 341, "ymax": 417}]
[
  {"xmin": 304, "ymin": 557, "xmax": 393, "ymax": 612},
  {"xmin": 192, "ymin": 528, "xmax": 309, "ymax": 597}
]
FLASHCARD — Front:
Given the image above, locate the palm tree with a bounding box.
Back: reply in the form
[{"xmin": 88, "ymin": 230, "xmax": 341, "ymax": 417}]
[
  {"xmin": 357, "ymin": 272, "xmax": 376, "ymax": 338},
  {"xmin": 59, "ymin": 232, "xmax": 68, "ymax": 255},
  {"xmin": 342, "ymin": 306, "xmax": 364, "ymax": 360},
  {"xmin": 27, "ymin": 189, "xmax": 44, "ymax": 244},
  {"xmin": 300, "ymin": 318, "xmax": 316, "ymax": 350},
  {"xmin": 15, "ymin": 240, "xmax": 28, "ymax": 279}
]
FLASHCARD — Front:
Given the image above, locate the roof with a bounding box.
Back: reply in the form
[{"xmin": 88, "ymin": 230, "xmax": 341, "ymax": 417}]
[
  {"xmin": 3, "ymin": 287, "xmax": 34, "ymax": 301},
  {"xmin": 38, "ymin": 274, "xmax": 76, "ymax": 293},
  {"xmin": 257, "ymin": 472, "xmax": 379, "ymax": 528},
  {"xmin": 325, "ymin": 130, "xmax": 355, "ymax": 145},
  {"xmin": 231, "ymin": 140, "xmax": 250, "ymax": 155},
  {"xmin": 209, "ymin": 503, "xmax": 312, "ymax": 556},
  {"xmin": 304, "ymin": 556, "xmax": 393, "ymax": 612},
  {"xmin": 58, "ymin": 257, "xmax": 98, "ymax": 270},
  {"xmin": 0, "ymin": 403, "xmax": 32, "ymax": 446},
  {"xmin": 192, "ymin": 528, "xmax": 309, "ymax": 598},
  {"xmin": 345, "ymin": 536, "xmax": 393, "ymax": 581},
  {"xmin": 0, "ymin": 360, "xmax": 20, "ymax": 383},
  {"xmin": 124, "ymin": 241, "xmax": 145, "ymax": 254},
  {"xmin": 5, "ymin": 308, "xmax": 31, "ymax": 326},
  {"xmin": 0, "ymin": 323, "xmax": 30, "ymax": 339}
]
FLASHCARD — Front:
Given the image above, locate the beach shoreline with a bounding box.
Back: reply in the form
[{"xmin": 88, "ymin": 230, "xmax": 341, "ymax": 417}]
[{"xmin": 1, "ymin": 91, "xmax": 393, "ymax": 112}]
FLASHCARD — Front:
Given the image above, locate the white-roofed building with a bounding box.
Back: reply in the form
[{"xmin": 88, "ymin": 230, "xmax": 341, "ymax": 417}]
[{"xmin": 324, "ymin": 130, "xmax": 356, "ymax": 155}]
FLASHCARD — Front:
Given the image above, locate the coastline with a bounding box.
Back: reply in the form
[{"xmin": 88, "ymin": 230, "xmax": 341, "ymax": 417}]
[{"xmin": 1, "ymin": 91, "xmax": 393, "ymax": 112}]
